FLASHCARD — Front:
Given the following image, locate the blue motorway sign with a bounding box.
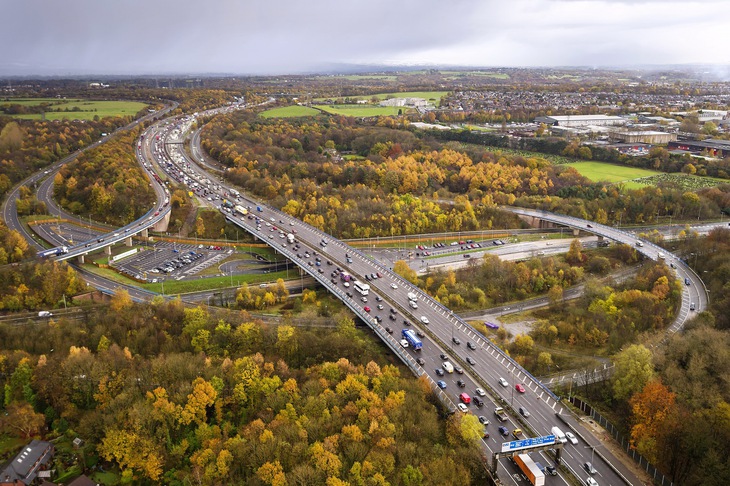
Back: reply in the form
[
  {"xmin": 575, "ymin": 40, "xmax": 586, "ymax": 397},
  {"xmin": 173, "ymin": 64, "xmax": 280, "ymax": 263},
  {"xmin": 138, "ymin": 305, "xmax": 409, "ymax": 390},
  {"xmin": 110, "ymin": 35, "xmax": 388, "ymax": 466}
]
[{"xmin": 501, "ymin": 434, "xmax": 556, "ymax": 453}]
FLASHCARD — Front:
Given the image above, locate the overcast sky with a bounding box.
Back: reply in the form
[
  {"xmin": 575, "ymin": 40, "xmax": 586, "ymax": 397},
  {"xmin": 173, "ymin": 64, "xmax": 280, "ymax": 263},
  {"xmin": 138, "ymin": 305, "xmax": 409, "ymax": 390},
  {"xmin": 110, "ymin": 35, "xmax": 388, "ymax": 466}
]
[{"xmin": 2, "ymin": 0, "xmax": 729, "ymax": 77}]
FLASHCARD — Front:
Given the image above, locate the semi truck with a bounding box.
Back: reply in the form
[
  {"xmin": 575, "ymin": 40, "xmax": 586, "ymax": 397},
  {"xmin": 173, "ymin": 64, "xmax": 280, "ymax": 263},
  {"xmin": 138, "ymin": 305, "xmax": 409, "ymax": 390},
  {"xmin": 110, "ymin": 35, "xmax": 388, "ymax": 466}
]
[
  {"xmin": 494, "ymin": 407, "xmax": 508, "ymax": 422},
  {"xmin": 38, "ymin": 246, "xmax": 69, "ymax": 258},
  {"xmin": 401, "ymin": 329, "xmax": 422, "ymax": 350},
  {"xmin": 513, "ymin": 454, "xmax": 545, "ymax": 486}
]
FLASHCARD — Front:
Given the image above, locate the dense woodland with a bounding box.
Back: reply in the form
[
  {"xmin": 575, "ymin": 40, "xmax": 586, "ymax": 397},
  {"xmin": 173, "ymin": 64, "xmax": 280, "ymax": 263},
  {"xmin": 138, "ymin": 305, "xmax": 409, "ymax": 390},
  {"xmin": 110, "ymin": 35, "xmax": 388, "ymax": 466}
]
[
  {"xmin": 0, "ymin": 300, "xmax": 486, "ymax": 485},
  {"xmin": 53, "ymin": 128, "xmax": 157, "ymax": 225},
  {"xmin": 201, "ymin": 112, "xmax": 728, "ymax": 242},
  {"xmin": 0, "ymin": 117, "xmax": 132, "ymax": 201}
]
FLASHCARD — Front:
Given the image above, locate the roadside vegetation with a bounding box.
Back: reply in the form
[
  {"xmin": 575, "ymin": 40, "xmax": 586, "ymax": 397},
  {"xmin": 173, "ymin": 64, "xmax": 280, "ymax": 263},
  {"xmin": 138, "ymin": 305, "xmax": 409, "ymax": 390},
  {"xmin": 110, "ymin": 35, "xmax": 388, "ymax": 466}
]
[{"xmin": 0, "ymin": 299, "xmax": 487, "ymax": 484}]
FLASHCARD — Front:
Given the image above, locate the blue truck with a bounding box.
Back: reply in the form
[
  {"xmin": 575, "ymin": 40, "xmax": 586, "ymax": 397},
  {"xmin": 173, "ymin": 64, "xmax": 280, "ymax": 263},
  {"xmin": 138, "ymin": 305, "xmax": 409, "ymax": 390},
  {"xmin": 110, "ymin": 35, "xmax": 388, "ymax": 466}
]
[{"xmin": 401, "ymin": 329, "xmax": 422, "ymax": 350}]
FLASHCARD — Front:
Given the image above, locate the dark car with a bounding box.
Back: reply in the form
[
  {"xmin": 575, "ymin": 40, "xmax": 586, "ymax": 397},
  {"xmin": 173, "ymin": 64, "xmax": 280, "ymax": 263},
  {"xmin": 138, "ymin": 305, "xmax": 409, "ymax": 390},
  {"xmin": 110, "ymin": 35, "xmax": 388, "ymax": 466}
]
[
  {"xmin": 435, "ymin": 368, "xmax": 445, "ymax": 377},
  {"xmin": 416, "ymin": 357, "xmax": 425, "ymax": 365},
  {"xmin": 467, "ymin": 342, "xmax": 476, "ymax": 350},
  {"xmin": 498, "ymin": 426, "xmax": 509, "ymax": 437},
  {"xmin": 385, "ymin": 327, "xmax": 393, "ymax": 334},
  {"xmin": 440, "ymin": 353, "xmax": 450, "ymax": 361},
  {"xmin": 416, "ymin": 330, "xmax": 425, "ymax": 338},
  {"xmin": 454, "ymin": 366, "xmax": 464, "ymax": 375},
  {"xmin": 545, "ymin": 465, "xmax": 557, "ymax": 476},
  {"xmin": 456, "ymin": 379, "xmax": 466, "ymax": 388},
  {"xmin": 473, "ymin": 396, "xmax": 484, "ymax": 407},
  {"xmin": 466, "ymin": 357, "xmax": 476, "ymax": 365},
  {"xmin": 452, "ymin": 337, "xmax": 461, "ymax": 345}
]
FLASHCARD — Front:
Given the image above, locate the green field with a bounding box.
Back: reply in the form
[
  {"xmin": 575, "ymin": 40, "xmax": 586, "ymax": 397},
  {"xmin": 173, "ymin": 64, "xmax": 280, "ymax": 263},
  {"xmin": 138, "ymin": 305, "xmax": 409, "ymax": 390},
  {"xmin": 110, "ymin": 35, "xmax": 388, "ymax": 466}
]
[
  {"xmin": 260, "ymin": 105, "xmax": 322, "ymax": 118},
  {"xmin": 565, "ymin": 161, "xmax": 661, "ymax": 185},
  {"xmin": 1, "ymin": 98, "xmax": 148, "ymax": 120},
  {"xmin": 143, "ymin": 270, "xmax": 289, "ymax": 294},
  {"xmin": 316, "ymin": 105, "xmax": 405, "ymax": 117}
]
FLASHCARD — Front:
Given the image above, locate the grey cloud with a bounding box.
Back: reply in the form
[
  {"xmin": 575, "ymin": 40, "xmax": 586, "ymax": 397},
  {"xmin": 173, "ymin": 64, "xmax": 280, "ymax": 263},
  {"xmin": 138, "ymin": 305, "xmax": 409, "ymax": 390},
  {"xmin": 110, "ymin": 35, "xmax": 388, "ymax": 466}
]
[{"xmin": 0, "ymin": 0, "xmax": 727, "ymax": 75}]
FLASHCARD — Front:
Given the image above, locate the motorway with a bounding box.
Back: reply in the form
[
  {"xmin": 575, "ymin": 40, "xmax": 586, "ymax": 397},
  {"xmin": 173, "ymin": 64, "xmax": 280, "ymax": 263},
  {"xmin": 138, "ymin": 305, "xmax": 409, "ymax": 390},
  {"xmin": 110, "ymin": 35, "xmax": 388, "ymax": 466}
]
[
  {"xmin": 176, "ymin": 113, "xmax": 642, "ymax": 485},
  {"xmin": 504, "ymin": 207, "xmax": 709, "ymax": 337},
  {"xmin": 8, "ymin": 100, "xmax": 699, "ymax": 484}
]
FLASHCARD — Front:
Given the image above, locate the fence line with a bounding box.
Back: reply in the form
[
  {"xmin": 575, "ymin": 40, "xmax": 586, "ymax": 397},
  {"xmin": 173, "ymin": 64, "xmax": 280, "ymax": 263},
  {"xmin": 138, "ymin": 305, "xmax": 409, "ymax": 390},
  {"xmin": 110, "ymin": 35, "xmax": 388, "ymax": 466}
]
[{"xmin": 569, "ymin": 396, "xmax": 673, "ymax": 486}]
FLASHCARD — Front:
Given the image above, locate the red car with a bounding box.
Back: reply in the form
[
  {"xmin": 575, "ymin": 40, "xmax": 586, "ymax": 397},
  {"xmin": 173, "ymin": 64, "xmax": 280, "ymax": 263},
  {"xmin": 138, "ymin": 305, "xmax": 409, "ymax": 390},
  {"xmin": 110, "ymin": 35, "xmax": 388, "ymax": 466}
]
[
  {"xmin": 459, "ymin": 392, "xmax": 471, "ymax": 404},
  {"xmin": 515, "ymin": 384, "xmax": 526, "ymax": 393},
  {"xmin": 364, "ymin": 306, "xmax": 371, "ymax": 312}
]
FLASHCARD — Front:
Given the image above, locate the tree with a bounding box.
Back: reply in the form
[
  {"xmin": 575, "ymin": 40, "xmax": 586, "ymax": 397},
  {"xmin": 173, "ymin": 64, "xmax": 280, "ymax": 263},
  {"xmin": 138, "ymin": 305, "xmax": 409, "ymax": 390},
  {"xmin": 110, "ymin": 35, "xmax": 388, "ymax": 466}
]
[
  {"xmin": 565, "ymin": 239, "xmax": 585, "ymax": 265},
  {"xmin": 629, "ymin": 379, "xmax": 676, "ymax": 463},
  {"xmin": 110, "ymin": 287, "xmax": 133, "ymax": 312},
  {"xmin": 0, "ymin": 402, "xmax": 45, "ymax": 439},
  {"xmin": 613, "ymin": 344, "xmax": 655, "ymax": 401}
]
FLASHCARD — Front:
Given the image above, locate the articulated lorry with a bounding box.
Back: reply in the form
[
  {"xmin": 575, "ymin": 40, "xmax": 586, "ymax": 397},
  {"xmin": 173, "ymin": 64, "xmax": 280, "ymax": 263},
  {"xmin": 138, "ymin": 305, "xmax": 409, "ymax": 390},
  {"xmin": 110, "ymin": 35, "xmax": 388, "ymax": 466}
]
[
  {"xmin": 513, "ymin": 453, "xmax": 545, "ymax": 486},
  {"xmin": 38, "ymin": 246, "xmax": 68, "ymax": 258}
]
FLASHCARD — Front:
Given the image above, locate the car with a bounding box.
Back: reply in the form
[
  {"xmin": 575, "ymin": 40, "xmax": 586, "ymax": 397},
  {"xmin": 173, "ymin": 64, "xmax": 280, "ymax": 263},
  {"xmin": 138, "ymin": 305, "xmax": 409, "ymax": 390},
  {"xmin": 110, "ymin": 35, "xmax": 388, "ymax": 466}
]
[
  {"xmin": 459, "ymin": 392, "xmax": 471, "ymax": 403},
  {"xmin": 364, "ymin": 306, "xmax": 371, "ymax": 312},
  {"xmin": 400, "ymin": 339, "xmax": 409, "ymax": 348},
  {"xmin": 466, "ymin": 357, "xmax": 476, "ymax": 365},
  {"xmin": 437, "ymin": 380, "xmax": 447, "ymax": 389},
  {"xmin": 583, "ymin": 462, "xmax": 597, "ymax": 475},
  {"xmin": 566, "ymin": 432, "xmax": 578, "ymax": 444},
  {"xmin": 377, "ymin": 304, "xmax": 384, "ymax": 310},
  {"xmin": 420, "ymin": 316, "xmax": 429, "ymax": 324},
  {"xmin": 346, "ymin": 292, "xmax": 353, "ymax": 298},
  {"xmin": 361, "ymin": 297, "xmax": 368, "ymax": 303},
  {"xmin": 385, "ymin": 327, "xmax": 393, "ymax": 334},
  {"xmin": 389, "ymin": 314, "xmax": 396, "ymax": 321},
  {"xmin": 374, "ymin": 315, "xmax": 382, "ymax": 323},
  {"xmin": 375, "ymin": 295, "xmax": 383, "ymax": 302},
  {"xmin": 457, "ymin": 403, "xmax": 468, "ymax": 413},
  {"xmin": 390, "ymin": 283, "xmax": 398, "ymax": 289},
  {"xmin": 498, "ymin": 377, "xmax": 509, "ymax": 387},
  {"xmin": 440, "ymin": 353, "xmax": 449, "ymax": 361},
  {"xmin": 498, "ymin": 426, "xmax": 509, "ymax": 437},
  {"xmin": 685, "ymin": 277, "xmax": 691, "ymax": 286},
  {"xmin": 478, "ymin": 416, "xmax": 490, "ymax": 425},
  {"xmin": 585, "ymin": 478, "xmax": 599, "ymax": 486},
  {"xmin": 473, "ymin": 396, "xmax": 484, "ymax": 407},
  {"xmin": 587, "ymin": 223, "xmax": 593, "ymax": 228},
  {"xmin": 515, "ymin": 383, "xmax": 526, "ymax": 393},
  {"xmin": 416, "ymin": 330, "xmax": 425, "ymax": 338},
  {"xmin": 452, "ymin": 337, "xmax": 461, "ymax": 345},
  {"xmin": 454, "ymin": 366, "xmax": 464, "ymax": 374},
  {"xmin": 435, "ymin": 368, "xmax": 444, "ymax": 376},
  {"xmin": 456, "ymin": 379, "xmax": 466, "ymax": 388},
  {"xmin": 475, "ymin": 387, "xmax": 486, "ymax": 397},
  {"xmin": 545, "ymin": 465, "xmax": 557, "ymax": 476},
  {"xmin": 409, "ymin": 301, "xmax": 418, "ymax": 309},
  {"xmin": 467, "ymin": 342, "xmax": 476, "ymax": 350},
  {"xmin": 519, "ymin": 407, "xmax": 530, "ymax": 418},
  {"xmin": 416, "ymin": 357, "xmax": 425, "ymax": 365},
  {"xmin": 690, "ymin": 302, "xmax": 696, "ymax": 311}
]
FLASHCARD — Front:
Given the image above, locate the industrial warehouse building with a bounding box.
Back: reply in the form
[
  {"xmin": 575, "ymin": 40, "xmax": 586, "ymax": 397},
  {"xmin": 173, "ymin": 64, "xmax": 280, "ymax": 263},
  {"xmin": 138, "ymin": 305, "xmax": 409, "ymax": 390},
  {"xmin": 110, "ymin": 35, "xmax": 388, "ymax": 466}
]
[
  {"xmin": 534, "ymin": 114, "xmax": 627, "ymax": 127},
  {"xmin": 610, "ymin": 131, "xmax": 677, "ymax": 144}
]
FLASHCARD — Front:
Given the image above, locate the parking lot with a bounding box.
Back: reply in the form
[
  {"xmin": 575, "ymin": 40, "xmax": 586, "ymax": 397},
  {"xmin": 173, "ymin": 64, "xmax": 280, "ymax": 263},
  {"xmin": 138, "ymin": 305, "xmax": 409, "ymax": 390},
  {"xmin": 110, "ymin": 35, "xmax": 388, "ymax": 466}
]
[{"xmin": 113, "ymin": 241, "xmax": 233, "ymax": 282}]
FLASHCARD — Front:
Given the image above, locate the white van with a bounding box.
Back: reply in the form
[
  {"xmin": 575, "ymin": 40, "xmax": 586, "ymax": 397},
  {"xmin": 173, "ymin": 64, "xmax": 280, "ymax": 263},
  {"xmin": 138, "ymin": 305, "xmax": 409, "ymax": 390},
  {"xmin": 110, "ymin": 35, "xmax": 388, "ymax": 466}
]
[
  {"xmin": 38, "ymin": 311, "xmax": 52, "ymax": 317},
  {"xmin": 442, "ymin": 361, "xmax": 454, "ymax": 374},
  {"xmin": 551, "ymin": 426, "xmax": 567, "ymax": 444}
]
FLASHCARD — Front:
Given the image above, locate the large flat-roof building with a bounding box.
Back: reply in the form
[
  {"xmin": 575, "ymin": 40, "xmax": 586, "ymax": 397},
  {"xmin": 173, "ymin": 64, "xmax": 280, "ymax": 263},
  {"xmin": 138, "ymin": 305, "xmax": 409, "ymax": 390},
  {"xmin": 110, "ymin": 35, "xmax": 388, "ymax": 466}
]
[
  {"xmin": 610, "ymin": 131, "xmax": 677, "ymax": 144},
  {"xmin": 535, "ymin": 114, "xmax": 627, "ymax": 128},
  {"xmin": 668, "ymin": 139, "xmax": 730, "ymax": 158}
]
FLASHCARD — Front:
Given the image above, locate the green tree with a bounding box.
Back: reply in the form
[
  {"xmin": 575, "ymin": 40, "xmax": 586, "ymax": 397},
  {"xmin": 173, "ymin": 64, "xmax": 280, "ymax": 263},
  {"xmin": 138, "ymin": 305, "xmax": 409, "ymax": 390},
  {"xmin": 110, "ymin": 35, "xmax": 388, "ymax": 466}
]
[{"xmin": 613, "ymin": 344, "xmax": 655, "ymax": 401}]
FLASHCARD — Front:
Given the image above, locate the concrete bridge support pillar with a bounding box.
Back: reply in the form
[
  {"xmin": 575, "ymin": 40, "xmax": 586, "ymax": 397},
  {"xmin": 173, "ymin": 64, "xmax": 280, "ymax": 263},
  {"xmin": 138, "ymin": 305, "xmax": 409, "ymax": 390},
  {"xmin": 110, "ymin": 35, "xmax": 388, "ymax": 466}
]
[
  {"xmin": 125, "ymin": 236, "xmax": 133, "ymax": 247},
  {"xmin": 573, "ymin": 228, "xmax": 580, "ymax": 236},
  {"xmin": 105, "ymin": 246, "xmax": 112, "ymax": 256},
  {"xmin": 77, "ymin": 255, "xmax": 85, "ymax": 264},
  {"xmin": 141, "ymin": 228, "xmax": 148, "ymax": 238}
]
